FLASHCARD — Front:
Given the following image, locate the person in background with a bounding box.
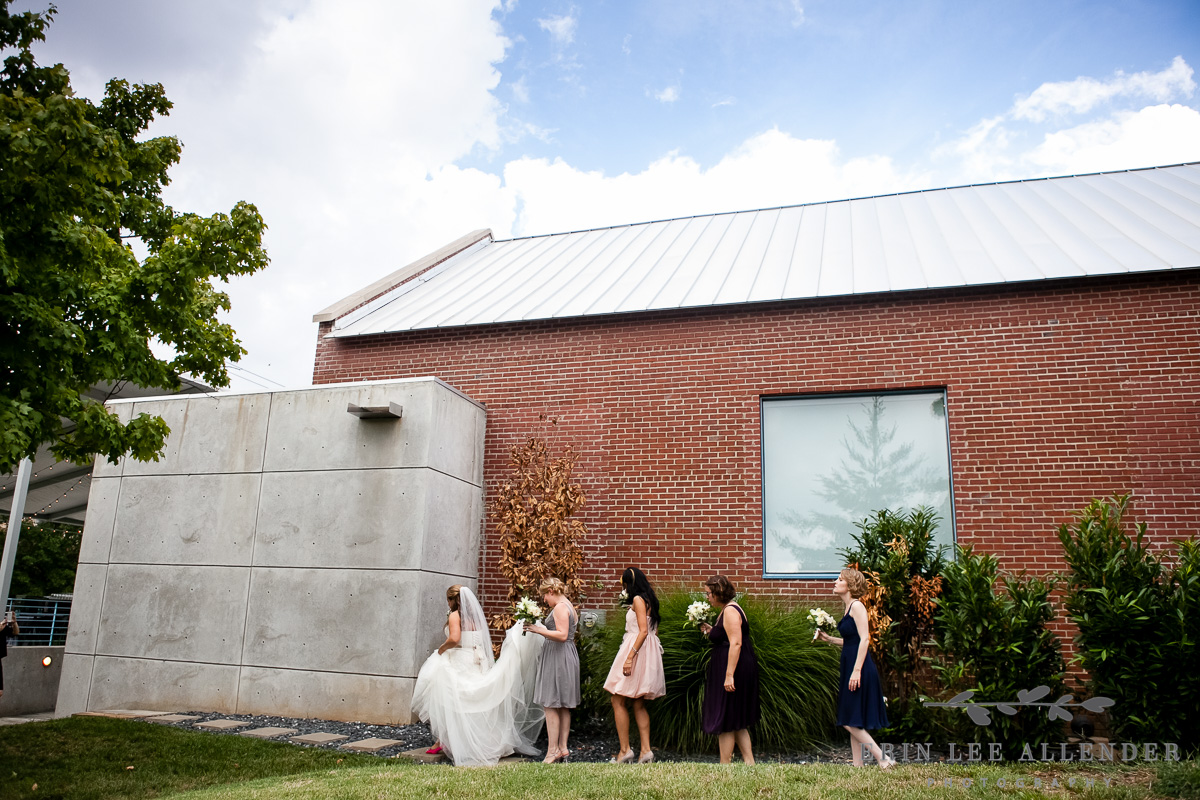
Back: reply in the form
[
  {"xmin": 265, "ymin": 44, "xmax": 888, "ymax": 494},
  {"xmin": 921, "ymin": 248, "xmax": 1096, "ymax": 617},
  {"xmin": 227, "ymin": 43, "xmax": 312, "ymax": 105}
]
[
  {"xmin": 0, "ymin": 610, "xmax": 20, "ymax": 700},
  {"xmin": 603, "ymin": 567, "xmax": 665, "ymax": 763},
  {"xmin": 698, "ymin": 575, "xmax": 759, "ymax": 764}
]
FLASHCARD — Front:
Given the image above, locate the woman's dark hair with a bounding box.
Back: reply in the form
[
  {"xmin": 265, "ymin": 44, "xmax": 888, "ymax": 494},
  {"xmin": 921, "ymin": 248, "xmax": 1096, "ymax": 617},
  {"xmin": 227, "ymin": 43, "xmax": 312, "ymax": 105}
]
[
  {"xmin": 705, "ymin": 575, "xmax": 737, "ymax": 604},
  {"xmin": 621, "ymin": 567, "xmax": 661, "ymax": 628}
]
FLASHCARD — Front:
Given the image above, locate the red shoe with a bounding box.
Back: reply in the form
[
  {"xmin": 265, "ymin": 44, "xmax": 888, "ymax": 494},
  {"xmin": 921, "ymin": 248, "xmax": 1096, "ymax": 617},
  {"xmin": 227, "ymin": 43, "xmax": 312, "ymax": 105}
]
[{"xmin": 426, "ymin": 745, "xmax": 443, "ymax": 755}]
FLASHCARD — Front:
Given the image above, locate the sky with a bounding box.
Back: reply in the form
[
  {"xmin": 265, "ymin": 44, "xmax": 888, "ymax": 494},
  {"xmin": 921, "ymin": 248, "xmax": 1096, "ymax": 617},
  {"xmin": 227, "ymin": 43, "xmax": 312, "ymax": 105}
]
[{"xmin": 21, "ymin": 0, "xmax": 1200, "ymax": 391}]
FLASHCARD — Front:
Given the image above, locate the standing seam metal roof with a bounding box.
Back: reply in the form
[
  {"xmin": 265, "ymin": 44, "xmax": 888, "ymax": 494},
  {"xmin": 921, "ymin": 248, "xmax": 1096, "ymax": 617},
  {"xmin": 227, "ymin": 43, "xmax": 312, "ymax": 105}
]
[{"xmin": 328, "ymin": 163, "xmax": 1200, "ymax": 338}]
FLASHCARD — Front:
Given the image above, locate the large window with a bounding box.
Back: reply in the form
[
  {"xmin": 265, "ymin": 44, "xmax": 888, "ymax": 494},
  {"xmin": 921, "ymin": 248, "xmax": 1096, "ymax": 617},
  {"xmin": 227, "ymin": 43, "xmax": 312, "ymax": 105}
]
[{"xmin": 762, "ymin": 390, "xmax": 955, "ymax": 577}]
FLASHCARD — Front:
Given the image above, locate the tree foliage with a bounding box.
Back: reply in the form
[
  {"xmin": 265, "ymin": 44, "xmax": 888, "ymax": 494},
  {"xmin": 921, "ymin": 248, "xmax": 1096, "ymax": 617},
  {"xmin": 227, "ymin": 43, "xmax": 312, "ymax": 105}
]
[
  {"xmin": 488, "ymin": 422, "xmax": 586, "ymax": 632},
  {"xmin": 1057, "ymin": 494, "xmax": 1200, "ymax": 751},
  {"xmin": 0, "ymin": 2, "xmax": 268, "ymax": 473},
  {"xmin": 931, "ymin": 546, "xmax": 1066, "ymax": 759},
  {"xmin": 839, "ymin": 506, "xmax": 947, "ymax": 740},
  {"xmin": 0, "ymin": 518, "xmax": 81, "ymax": 596}
]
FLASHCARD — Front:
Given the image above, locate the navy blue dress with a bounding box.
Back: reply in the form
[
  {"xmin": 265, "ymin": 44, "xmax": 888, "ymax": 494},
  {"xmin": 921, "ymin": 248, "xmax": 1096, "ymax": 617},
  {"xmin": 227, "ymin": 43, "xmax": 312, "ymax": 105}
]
[{"xmin": 835, "ymin": 600, "xmax": 888, "ymax": 729}]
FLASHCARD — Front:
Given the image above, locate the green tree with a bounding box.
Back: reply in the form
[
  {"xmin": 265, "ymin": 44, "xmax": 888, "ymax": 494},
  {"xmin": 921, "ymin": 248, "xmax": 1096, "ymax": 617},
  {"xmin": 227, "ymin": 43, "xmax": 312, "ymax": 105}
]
[
  {"xmin": 0, "ymin": 2, "xmax": 269, "ymax": 474},
  {"xmin": 0, "ymin": 518, "xmax": 81, "ymax": 596}
]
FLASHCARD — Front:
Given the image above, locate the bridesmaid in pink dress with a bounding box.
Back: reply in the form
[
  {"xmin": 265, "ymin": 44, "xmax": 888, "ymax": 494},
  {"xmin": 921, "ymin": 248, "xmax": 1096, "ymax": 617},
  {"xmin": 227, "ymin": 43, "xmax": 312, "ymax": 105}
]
[{"xmin": 603, "ymin": 567, "xmax": 666, "ymax": 763}]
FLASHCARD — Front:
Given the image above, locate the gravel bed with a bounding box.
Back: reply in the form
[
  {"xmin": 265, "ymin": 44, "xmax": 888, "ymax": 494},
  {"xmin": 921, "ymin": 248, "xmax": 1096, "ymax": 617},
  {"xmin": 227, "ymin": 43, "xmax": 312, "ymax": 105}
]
[{"xmin": 157, "ymin": 711, "xmax": 860, "ymax": 764}]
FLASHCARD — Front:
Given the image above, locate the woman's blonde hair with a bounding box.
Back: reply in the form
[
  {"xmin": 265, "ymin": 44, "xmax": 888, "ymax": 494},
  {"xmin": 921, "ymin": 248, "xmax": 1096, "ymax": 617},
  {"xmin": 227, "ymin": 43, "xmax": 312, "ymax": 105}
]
[
  {"xmin": 538, "ymin": 576, "xmax": 566, "ymax": 596},
  {"xmin": 839, "ymin": 567, "xmax": 868, "ymax": 599},
  {"xmin": 446, "ymin": 584, "xmax": 462, "ymax": 613}
]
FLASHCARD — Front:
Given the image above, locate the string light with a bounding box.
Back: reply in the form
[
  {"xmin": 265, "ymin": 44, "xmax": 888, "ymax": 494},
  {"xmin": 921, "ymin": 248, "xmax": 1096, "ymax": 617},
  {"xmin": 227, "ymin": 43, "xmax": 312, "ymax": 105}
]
[{"xmin": 33, "ymin": 476, "xmax": 88, "ymax": 517}]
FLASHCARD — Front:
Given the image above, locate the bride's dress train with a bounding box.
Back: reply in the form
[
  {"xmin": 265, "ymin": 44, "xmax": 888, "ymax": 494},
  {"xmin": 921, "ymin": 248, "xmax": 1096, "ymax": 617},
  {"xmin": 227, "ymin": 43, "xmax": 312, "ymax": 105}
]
[{"xmin": 411, "ymin": 592, "xmax": 544, "ymax": 766}]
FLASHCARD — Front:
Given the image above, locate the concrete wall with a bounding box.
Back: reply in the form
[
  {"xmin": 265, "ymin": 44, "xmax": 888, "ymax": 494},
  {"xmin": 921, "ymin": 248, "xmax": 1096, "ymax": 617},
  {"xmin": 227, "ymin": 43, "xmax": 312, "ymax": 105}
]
[
  {"xmin": 56, "ymin": 378, "xmax": 486, "ymax": 724},
  {"xmin": 0, "ymin": 647, "xmax": 64, "ymax": 715}
]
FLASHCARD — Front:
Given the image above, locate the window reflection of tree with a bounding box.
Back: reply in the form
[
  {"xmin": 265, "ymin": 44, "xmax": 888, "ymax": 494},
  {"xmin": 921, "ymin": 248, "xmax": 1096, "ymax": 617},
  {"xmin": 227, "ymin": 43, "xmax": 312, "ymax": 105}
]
[{"xmin": 772, "ymin": 396, "xmax": 950, "ymax": 572}]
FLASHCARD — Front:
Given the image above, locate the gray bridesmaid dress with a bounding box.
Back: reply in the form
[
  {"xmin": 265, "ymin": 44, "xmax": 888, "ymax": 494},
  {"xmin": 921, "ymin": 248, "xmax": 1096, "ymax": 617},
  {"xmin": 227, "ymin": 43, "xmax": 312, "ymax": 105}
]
[{"xmin": 533, "ymin": 602, "xmax": 580, "ymax": 709}]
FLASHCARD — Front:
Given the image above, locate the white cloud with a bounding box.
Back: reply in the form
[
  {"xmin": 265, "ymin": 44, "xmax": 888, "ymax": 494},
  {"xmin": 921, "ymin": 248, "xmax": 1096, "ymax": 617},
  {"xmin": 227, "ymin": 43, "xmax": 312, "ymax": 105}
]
[
  {"xmin": 653, "ymin": 85, "xmax": 680, "ymax": 103},
  {"xmin": 938, "ymin": 57, "xmax": 1200, "ymax": 183},
  {"xmin": 537, "ymin": 12, "xmax": 577, "ymax": 46},
  {"xmin": 1024, "ymin": 103, "xmax": 1200, "ymax": 174},
  {"xmin": 789, "ymin": 0, "xmax": 806, "ymax": 27},
  {"xmin": 712, "ymin": 97, "xmax": 736, "ymax": 108},
  {"xmin": 1012, "ymin": 55, "xmax": 1195, "ymax": 122},
  {"xmin": 149, "ymin": 0, "xmax": 514, "ymax": 390},
  {"xmin": 502, "ymin": 128, "xmax": 930, "ymax": 236}
]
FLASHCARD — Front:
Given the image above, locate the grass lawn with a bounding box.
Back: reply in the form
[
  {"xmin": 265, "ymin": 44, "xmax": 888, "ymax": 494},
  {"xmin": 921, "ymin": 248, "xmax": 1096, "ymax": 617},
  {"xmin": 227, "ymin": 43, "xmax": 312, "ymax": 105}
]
[
  {"xmin": 1, "ymin": 717, "xmax": 1197, "ymax": 800},
  {"xmin": 0, "ymin": 716, "xmax": 377, "ymax": 800}
]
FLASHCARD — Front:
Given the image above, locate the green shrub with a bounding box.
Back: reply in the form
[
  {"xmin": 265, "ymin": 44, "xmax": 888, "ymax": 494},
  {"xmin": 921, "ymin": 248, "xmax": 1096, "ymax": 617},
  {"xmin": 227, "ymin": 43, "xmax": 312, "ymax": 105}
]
[
  {"xmin": 838, "ymin": 506, "xmax": 947, "ymax": 740},
  {"xmin": 581, "ymin": 589, "xmax": 840, "ymax": 753},
  {"xmin": 1057, "ymin": 494, "xmax": 1200, "ymax": 752},
  {"xmin": 930, "ymin": 546, "xmax": 1066, "ymax": 759}
]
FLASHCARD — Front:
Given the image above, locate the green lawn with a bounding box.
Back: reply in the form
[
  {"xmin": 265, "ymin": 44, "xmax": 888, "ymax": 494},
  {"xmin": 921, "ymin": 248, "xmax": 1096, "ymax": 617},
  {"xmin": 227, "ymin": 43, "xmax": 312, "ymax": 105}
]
[
  {"xmin": 1, "ymin": 717, "xmax": 1196, "ymax": 800},
  {"xmin": 0, "ymin": 716, "xmax": 376, "ymax": 800}
]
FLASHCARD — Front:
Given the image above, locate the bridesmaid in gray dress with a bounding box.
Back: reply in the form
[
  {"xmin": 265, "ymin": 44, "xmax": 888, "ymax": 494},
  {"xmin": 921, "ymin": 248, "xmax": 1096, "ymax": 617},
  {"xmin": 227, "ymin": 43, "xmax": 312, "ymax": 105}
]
[{"xmin": 526, "ymin": 576, "xmax": 580, "ymax": 763}]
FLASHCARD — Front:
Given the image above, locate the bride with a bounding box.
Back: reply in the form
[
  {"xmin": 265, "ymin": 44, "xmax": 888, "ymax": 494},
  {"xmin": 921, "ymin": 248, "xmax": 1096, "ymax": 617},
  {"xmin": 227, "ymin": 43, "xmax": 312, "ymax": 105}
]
[{"xmin": 411, "ymin": 585, "xmax": 545, "ymax": 766}]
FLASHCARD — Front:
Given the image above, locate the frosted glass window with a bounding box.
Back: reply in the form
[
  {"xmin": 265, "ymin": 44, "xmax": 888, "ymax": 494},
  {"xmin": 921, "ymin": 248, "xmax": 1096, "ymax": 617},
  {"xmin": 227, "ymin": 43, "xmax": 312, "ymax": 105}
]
[{"xmin": 762, "ymin": 391, "xmax": 954, "ymax": 577}]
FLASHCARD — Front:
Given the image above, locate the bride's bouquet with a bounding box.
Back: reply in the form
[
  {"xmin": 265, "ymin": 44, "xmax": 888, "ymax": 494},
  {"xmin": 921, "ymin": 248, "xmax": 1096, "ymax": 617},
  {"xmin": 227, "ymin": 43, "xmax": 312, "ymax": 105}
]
[
  {"xmin": 685, "ymin": 599, "xmax": 714, "ymax": 628},
  {"xmin": 513, "ymin": 596, "xmax": 542, "ymax": 635},
  {"xmin": 808, "ymin": 607, "xmax": 837, "ymax": 641}
]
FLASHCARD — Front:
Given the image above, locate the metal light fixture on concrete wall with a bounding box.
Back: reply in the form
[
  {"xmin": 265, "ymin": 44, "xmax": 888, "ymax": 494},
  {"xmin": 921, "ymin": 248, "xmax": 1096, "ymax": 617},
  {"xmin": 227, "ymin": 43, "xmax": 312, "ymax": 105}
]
[{"xmin": 346, "ymin": 402, "xmax": 403, "ymax": 419}]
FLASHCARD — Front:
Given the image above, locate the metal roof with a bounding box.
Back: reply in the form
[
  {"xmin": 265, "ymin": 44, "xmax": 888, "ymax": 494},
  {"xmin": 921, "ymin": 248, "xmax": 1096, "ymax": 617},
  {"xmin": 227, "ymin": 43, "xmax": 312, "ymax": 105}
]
[{"xmin": 327, "ymin": 163, "xmax": 1200, "ymax": 338}]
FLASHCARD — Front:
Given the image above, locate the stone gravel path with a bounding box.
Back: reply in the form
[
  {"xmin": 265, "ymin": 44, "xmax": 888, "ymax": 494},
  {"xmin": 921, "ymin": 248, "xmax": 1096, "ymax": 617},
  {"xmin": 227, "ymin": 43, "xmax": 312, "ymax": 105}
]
[{"xmin": 88, "ymin": 709, "xmax": 861, "ymax": 765}]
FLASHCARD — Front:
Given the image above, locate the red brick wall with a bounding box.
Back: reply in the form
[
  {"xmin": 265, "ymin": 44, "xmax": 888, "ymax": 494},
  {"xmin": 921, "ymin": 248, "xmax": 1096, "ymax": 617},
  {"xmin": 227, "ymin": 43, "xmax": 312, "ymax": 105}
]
[{"xmin": 312, "ymin": 271, "xmax": 1200, "ymax": 649}]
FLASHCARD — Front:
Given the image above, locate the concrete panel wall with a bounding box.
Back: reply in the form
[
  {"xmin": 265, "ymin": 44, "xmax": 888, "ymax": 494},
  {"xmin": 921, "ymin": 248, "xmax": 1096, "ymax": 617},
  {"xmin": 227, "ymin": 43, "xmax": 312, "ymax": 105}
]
[
  {"xmin": 0, "ymin": 647, "xmax": 64, "ymax": 715},
  {"xmin": 57, "ymin": 378, "xmax": 486, "ymax": 723}
]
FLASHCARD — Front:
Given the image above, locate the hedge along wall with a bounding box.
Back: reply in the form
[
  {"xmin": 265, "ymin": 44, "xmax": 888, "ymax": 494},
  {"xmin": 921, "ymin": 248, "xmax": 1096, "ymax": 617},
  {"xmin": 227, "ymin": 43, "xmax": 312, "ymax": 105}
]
[{"xmin": 312, "ymin": 270, "xmax": 1200, "ymax": 651}]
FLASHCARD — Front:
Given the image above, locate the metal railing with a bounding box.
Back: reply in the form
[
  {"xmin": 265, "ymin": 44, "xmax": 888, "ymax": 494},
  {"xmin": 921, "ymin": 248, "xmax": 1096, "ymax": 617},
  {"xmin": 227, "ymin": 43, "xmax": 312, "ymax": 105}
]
[{"xmin": 4, "ymin": 595, "xmax": 72, "ymax": 647}]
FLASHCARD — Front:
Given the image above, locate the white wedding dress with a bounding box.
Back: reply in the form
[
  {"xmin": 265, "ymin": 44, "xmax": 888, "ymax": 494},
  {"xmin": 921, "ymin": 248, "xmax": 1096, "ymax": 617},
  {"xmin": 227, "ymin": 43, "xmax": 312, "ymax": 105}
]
[{"xmin": 411, "ymin": 587, "xmax": 545, "ymax": 766}]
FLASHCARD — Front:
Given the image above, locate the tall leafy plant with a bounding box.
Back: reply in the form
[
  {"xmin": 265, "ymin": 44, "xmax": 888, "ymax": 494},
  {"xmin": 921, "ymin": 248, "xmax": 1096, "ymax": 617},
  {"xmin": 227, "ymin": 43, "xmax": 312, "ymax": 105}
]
[
  {"xmin": 930, "ymin": 546, "xmax": 1066, "ymax": 759},
  {"xmin": 582, "ymin": 589, "xmax": 840, "ymax": 753},
  {"xmin": 1058, "ymin": 494, "xmax": 1200, "ymax": 751},
  {"xmin": 839, "ymin": 507, "xmax": 947, "ymax": 739},
  {"xmin": 488, "ymin": 421, "xmax": 586, "ymax": 632}
]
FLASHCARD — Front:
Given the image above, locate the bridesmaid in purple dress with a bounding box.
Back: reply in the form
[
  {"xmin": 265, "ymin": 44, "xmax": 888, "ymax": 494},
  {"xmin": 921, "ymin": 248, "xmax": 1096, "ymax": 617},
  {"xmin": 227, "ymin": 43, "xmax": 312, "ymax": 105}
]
[{"xmin": 698, "ymin": 575, "xmax": 760, "ymax": 764}]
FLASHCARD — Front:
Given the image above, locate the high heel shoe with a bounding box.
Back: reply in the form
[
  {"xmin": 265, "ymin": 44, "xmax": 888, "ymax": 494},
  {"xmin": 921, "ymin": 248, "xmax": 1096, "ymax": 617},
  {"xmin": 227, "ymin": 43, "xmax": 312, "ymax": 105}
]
[
  {"xmin": 426, "ymin": 745, "xmax": 443, "ymax": 755},
  {"xmin": 543, "ymin": 749, "xmax": 568, "ymax": 764},
  {"xmin": 609, "ymin": 749, "xmax": 635, "ymax": 764},
  {"xmin": 638, "ymin": 751, "xmax": 656, "ymax": 764},
  {"xmin": 879, "ymin": 755, "xmax": 896, "ymax": 770}
]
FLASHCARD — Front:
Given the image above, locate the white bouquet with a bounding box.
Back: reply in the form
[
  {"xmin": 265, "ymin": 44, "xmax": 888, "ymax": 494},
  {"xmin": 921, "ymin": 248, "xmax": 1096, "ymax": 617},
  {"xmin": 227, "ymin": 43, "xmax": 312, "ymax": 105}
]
[
  {"xmin": 685, "ymin": 600, "xmax": 714, "ymax": 628},
  {"xmin": 514, "ymin": 596, "xmax": 542, "ymax": 635},
  {"xmin": 617, "ymin": 589, "xmax": 629, "ymax": 605},
  {"xmin": 808, "ymin": 608, "xmax": 837, "ymax": 640}
]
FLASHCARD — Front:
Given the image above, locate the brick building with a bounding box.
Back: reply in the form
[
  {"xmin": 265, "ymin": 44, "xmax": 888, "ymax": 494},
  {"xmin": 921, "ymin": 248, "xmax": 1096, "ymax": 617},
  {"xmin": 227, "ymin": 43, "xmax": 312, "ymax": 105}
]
[{"xmin": 311, "ymin": 163, "xmax": 1200, "ymax": 634}]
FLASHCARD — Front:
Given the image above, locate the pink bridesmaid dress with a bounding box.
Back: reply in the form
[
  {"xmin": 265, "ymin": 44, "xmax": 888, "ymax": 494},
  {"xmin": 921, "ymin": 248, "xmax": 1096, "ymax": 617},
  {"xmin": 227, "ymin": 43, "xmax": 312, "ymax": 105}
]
[{"xmin": 602, "ymin": 607, "xmax": 666, "ymax": 699}]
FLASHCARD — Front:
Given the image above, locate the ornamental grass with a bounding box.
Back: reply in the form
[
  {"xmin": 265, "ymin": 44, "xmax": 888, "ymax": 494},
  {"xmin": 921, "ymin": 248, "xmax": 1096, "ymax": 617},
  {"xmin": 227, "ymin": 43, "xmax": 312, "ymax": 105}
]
[{"xmin": 582, "ymin": 588, "xmax": 840, "ymax": 753}]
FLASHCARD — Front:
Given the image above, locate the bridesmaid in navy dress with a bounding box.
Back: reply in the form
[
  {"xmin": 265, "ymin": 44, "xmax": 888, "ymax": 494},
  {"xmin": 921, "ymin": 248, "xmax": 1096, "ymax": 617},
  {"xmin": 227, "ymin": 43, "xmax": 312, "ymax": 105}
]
[
  {"xmin": 817, "ymin": 567, "xmax": 895, "ymax": 768},
  {"xmin": 697, "ymin": 575, "xmax": 759, "ymax": 764}
]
